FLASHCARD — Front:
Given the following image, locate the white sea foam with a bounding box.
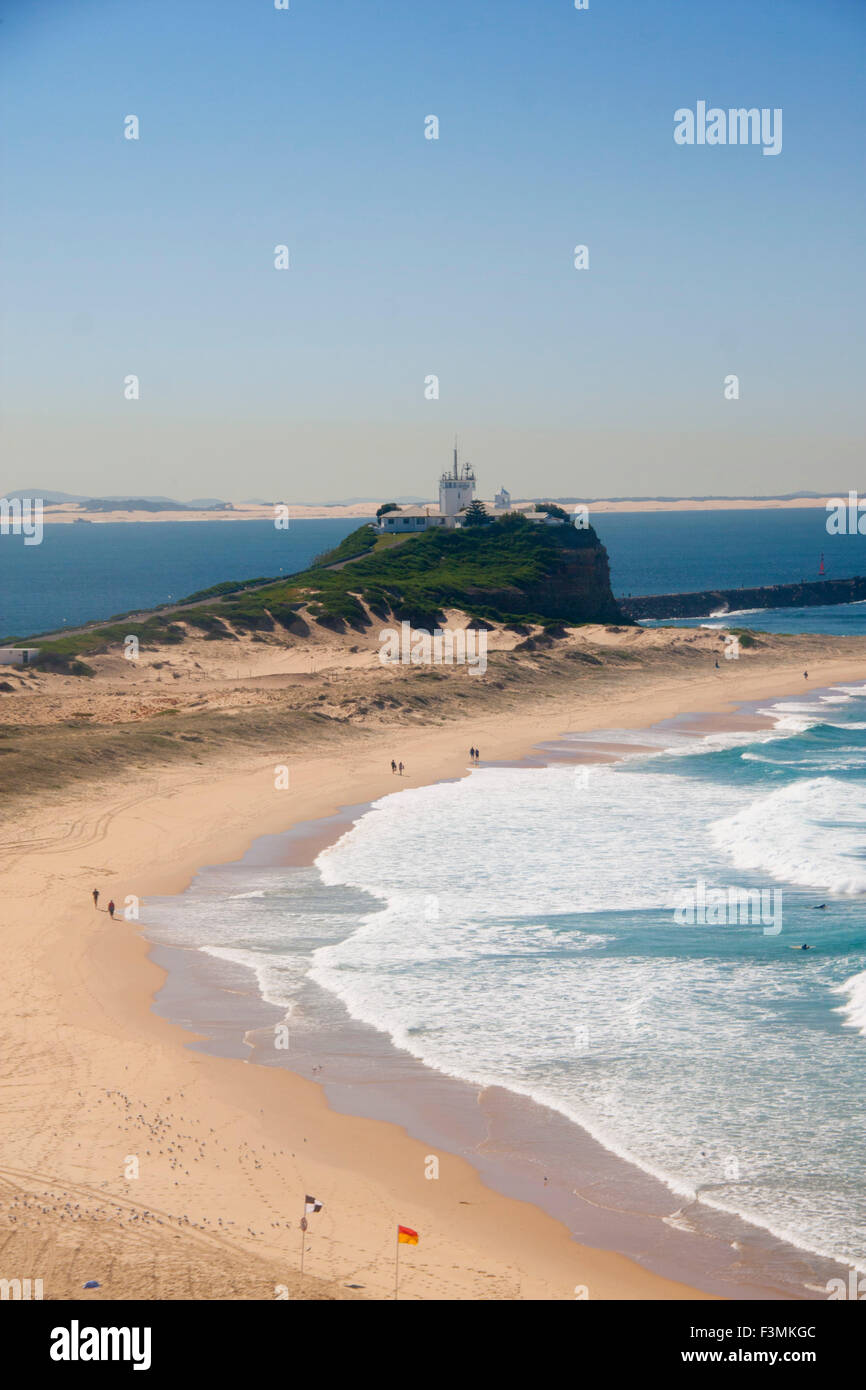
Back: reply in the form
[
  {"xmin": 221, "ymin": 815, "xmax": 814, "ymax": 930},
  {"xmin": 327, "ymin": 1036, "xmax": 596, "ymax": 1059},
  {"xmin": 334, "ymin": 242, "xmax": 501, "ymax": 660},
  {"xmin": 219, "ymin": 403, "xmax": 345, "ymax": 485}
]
[
  {"xmin": 707, "ymin": 607, "xmax": 765, "ymax": 619},
  {"xmin": 148, "ymin": 694, "xmax": 866, "ymax": 1276},
  {"xmin": 203, "ymin": 944, "xmax": 306, "ymax": 1013},
  {"xmin": 314, "ymin": 764, "xmax": 742, "ymax": 920},
  {"xmin": 710, "ymin": 777, "xmax": 866, "ymax": 894},
  {"xmin": 562, "ymin": 714, "xmax": 819, "ymax": 759},
  {"xmin": 756, "ymin": 701, "xmax": 833, "ymax": 736},
  {"xmin": 742, "ymin": 753, "xmax": 866, "ymax": 772},
  {"xmin": 761, "ymin": 701, "xmax": 828, "ymax": 714},
  {"xmin": 835, "ymin": 971, "xmax": 866, "ymax": 1038},
  {"xmin": 307, "ymin": 713, "xmax": 866, "ymax": 1272},
  {"xmin": 556, "ymin": 728, "xmax": 681, "ymax": 748}
]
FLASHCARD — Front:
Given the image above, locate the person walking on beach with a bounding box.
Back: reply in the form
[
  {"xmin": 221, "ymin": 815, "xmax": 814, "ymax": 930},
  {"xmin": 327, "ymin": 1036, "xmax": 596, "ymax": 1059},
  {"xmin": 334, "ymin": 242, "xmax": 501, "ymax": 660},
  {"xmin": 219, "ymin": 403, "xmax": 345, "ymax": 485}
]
[
  {"xmin": 391, "ymin": 759, "xmax": 397, "ymax": 774},
  {"xmin": 398, "ymin": 761, "xmax": 404, "ymax": 776},
  {"xmin": 92, "ymin": 888, "xmax": 99, "ymax": 909},
  {"xmin": 107, "ymin": 900, "xmax": 115, "ymax": 919},
  {"xmin": 469, "ymin": 747, "xmax": 475, "ymax": 761},
  {"xmin": 475, "ymin": 748, "xmax": 481, "ymax": 762}
]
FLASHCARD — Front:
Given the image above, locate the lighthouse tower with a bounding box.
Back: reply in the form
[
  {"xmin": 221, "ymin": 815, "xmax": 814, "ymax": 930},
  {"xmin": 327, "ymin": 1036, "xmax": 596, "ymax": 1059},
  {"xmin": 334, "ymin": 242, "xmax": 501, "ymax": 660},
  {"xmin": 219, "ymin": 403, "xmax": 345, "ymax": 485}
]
[{"xmin": 439, "ymin": 445, "xmax": 476, "ymax": 517}]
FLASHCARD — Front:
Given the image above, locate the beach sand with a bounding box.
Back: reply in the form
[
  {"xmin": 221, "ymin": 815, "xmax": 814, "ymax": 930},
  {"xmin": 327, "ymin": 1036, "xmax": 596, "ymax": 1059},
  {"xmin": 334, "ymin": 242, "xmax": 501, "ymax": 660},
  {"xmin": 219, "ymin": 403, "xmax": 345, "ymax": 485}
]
[
  {"xmin": 37, "ymin": 495, "xmax": 840, "ymax": 523},
  {"xmin": 2, "ymin": 627, "xmax": 865, "ymax": 1300}
]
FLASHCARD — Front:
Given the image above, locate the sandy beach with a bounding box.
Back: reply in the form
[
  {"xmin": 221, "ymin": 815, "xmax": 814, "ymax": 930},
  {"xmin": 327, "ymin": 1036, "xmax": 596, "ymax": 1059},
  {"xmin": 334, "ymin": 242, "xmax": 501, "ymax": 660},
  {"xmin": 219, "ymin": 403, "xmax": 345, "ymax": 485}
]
[
  {"xmin": 2, "ymin": 627, "xmax": 866, "ymax": 1300},
  {"xmin": 34, "ymin": 495, "xmax": 841, "ymax": 525},
  {"xmin": 5, "ymin": 0, "xmax": 863, "ymax": 1336}
]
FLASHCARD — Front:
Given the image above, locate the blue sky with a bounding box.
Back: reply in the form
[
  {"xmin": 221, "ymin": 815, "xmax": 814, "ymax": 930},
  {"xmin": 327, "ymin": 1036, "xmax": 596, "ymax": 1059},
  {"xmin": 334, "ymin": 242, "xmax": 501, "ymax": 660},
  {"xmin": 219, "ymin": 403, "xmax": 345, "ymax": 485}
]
[{"xmin": 1, "ymin": 0, "xmax": 863, "ymax": 501}]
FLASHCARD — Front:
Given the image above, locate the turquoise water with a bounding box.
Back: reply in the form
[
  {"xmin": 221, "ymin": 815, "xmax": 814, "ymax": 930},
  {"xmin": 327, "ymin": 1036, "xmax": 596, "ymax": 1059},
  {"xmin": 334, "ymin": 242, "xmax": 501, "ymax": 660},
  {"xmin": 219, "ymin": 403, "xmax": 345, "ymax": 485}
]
[
  {"xmin": 642, "ymin": 604, "xmax": 866, "ymax": 636},
  {"xmin": 144, "ymin": 684, "xmax": 866, "ymax": 1278}
]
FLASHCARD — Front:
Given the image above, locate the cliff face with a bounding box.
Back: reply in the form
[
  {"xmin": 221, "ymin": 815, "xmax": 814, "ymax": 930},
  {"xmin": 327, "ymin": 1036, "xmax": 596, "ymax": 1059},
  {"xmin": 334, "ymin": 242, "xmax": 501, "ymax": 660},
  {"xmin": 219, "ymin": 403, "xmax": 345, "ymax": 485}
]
[
  {"xmin": 469, "ymin": 532, "xmax": 625, "ymax": 625},
  {"xmin": 536, "ymin": 537, "xmax": 625, "ymax": 624},
  {"xmin": 342, "ymin": 516, "xmax": 630, "ymax": 629}
]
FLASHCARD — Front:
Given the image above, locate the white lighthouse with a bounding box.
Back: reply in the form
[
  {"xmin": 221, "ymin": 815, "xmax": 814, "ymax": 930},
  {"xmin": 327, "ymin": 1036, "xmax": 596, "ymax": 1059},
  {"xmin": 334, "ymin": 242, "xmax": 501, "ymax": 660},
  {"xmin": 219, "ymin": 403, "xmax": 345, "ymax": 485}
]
[
  {"xmin": 376, "ymin": 445, "xmax": 516, "ymax": 533},
  {"xmin": 439, "ymin": 446, "xmax": 476, "ymax": 517}
]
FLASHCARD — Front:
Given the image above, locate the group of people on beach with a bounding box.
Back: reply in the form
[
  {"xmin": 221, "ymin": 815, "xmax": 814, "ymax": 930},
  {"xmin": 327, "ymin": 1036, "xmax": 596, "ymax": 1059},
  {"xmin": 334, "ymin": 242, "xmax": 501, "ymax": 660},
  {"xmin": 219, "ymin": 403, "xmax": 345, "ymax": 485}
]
[
  {"xmin": 92, "ymin": 888, "xmax": 116, "ymax": 918},
  {"xmin": 389, "ymin": 749, "xmax": 481, "ymax": 774}
]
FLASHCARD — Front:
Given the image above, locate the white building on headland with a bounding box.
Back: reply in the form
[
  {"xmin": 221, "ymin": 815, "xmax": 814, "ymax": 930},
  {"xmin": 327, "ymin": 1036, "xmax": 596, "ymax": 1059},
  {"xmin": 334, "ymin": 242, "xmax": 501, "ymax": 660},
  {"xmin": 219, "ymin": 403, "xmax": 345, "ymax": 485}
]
[
  {"xmin": 439, "ymin": 451, "xmax": 476, "ymax": 517},
  {"xmin": 0, "ymin": 647, "xmax": 39, "ymax": 667},
  {"xmin": 377, "ymin": 448, "xmax": 519, "ymax": 532}
]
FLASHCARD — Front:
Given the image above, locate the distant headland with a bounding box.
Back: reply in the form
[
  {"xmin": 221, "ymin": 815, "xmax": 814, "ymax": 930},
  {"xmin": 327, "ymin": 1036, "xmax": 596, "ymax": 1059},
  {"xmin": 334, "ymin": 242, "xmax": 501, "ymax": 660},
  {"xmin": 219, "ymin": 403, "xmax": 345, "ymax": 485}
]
[{"xmin": 0, "ymin": 485, "xmax": 847, "ymax": 525}]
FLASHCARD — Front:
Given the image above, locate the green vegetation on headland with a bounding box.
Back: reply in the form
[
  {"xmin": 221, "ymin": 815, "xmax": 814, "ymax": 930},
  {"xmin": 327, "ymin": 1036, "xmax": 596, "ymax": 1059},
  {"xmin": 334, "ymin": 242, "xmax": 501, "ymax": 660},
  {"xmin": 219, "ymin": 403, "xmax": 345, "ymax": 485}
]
[{"xmin": 13, "ymin": 513, "xmax": 628, "ymax": 669}]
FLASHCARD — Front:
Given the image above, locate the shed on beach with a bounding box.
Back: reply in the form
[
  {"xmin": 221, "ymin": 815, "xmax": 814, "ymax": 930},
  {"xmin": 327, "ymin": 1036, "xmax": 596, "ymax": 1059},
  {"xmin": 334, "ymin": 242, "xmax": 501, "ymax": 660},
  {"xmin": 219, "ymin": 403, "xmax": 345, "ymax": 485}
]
[{"xmin": 0, "ymin": 647, "xmax": 40, "ymax": 667}]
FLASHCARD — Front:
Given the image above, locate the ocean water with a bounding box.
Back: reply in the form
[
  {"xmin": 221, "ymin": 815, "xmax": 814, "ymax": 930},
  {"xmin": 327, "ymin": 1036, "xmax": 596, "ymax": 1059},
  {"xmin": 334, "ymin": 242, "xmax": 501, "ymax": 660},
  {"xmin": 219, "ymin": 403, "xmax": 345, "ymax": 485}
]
[
  {"xmin": 0, "ymin": 518, "xmax": 359, "ymax": 639},
  {"xmin": 144, "ymin": 684, "xmax": 866, "ymax": 1281},
  {"xmin": 598, "ymin": 507, "xmax": 865, "ymax": 597},
  {"xmin": 643, "ymin": 605, "xmax": 866, "ymax": 637},
  {"xmin": 3, "ymin": 507, "xmax": 865, "ymax": 638}
]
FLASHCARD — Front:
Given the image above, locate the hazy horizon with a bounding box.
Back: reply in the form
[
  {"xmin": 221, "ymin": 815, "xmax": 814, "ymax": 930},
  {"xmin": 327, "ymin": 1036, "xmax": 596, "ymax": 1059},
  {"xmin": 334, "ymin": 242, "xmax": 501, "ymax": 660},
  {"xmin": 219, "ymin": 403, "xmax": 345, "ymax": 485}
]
[
  {"xmin": 3, "ymin": 470, "xmax": 859, "ymax": 508},
  {"xmin": 2, "ymin": 0, "xmax": 863, "ymax": 502}
]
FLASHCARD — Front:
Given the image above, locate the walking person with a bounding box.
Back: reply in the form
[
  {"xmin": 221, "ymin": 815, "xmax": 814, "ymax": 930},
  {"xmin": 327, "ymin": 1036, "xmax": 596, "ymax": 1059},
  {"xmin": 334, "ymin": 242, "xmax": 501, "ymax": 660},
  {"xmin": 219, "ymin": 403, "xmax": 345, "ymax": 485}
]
[
  {"xmin": 391, "ymin": 759, "xmax": 397, "ymax": 774},
  {"xmin": 92, "ymin": 888, "xmax": 99, "ymax": 909},
  {"xmin": 107, "ymin": 900, "xmax": 116, "ymax": 919},
  {"xmin": 398, "ymin": 761, "xmax": 404, "ymax": 776}
]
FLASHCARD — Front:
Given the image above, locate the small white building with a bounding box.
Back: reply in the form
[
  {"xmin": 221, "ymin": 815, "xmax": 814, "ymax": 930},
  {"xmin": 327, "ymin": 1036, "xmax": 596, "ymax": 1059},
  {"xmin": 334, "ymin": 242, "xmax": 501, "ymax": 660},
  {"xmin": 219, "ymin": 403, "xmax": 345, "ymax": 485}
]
[
  {"xmin": 0, "ymin": 647, "xmax": 40, "ymax": 667},
  {"xmin": 377, "ymin": 449, "xmax": 516, "ymax": 532}
]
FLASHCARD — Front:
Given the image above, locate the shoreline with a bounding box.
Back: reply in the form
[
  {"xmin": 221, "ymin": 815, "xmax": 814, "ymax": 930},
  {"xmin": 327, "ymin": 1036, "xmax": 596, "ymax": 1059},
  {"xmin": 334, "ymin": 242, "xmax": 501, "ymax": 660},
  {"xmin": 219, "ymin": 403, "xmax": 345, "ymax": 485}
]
[
  {"xmin": 142, "ymin": 688, "xmax": 860, "ymax": 1302},
  {"xmin": 34, "ymin": 496, "xmax": 843, "ymax": 525},
  {"xmin": 4, "ymin": 652, "xmax": 866, "ymax": 1298}
]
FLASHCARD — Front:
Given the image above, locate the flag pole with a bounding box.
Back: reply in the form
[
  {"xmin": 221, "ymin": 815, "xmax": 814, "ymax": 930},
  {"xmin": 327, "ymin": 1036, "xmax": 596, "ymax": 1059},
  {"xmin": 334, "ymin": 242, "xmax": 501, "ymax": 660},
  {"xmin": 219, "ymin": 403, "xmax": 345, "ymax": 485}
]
[
  {"xmin": 300, "ymin": 1210, "xmax": 308, "ymax": 1288},
  {"xmin": 395, "ymin": 1230, "xmax": 400, "ymax": 1300}
]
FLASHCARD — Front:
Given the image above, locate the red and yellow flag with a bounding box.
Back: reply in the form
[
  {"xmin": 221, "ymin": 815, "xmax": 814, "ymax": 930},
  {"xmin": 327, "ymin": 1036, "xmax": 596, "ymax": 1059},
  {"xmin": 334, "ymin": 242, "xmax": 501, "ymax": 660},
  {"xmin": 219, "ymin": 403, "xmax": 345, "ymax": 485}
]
[{"xmin": 397, "ymin": 1225, "xmax": 419, "ymax": 1245}]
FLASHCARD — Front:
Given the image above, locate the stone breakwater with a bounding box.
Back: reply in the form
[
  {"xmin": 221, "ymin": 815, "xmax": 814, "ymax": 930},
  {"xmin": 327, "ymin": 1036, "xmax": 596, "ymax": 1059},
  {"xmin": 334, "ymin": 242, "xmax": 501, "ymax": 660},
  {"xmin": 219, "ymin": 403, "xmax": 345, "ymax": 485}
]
[{"xmin": 620, "ymin": 575, "xmax": 866, "ymax": 621}]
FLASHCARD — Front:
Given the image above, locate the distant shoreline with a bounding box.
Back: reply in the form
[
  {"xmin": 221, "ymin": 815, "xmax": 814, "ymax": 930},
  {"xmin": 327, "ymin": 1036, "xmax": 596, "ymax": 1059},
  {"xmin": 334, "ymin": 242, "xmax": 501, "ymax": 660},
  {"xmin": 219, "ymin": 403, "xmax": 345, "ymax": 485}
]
[{"xmin": 32, "ymin": 496, "xmax": 840, "ymax": 524}]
